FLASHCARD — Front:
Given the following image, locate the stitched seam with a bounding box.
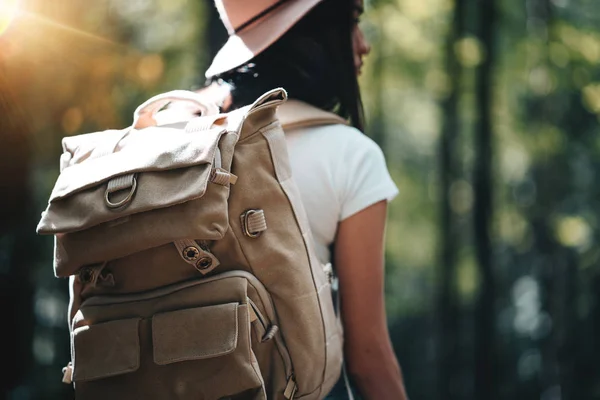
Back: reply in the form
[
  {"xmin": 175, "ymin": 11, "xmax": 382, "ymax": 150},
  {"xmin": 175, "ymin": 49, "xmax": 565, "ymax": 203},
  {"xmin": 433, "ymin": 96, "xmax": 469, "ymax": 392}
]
[{"xmin": 262, "ymin": 127, "xmax": 330, "ymax": 394}]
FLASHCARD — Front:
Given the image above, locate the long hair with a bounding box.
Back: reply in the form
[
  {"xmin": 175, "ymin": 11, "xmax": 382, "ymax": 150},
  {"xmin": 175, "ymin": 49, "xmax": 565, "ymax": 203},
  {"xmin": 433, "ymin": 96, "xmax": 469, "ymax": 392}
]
[{"xmin": 209, "ymin": 0, "xmax": 365, "ymax": 131}]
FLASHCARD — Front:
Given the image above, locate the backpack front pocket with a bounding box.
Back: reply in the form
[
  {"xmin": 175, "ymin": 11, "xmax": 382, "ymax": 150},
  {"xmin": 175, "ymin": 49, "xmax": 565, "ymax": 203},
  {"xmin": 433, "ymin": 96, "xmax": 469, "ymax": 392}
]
[
  {"xmin": 71, "ymin": 276, "xmax": 266, "ymax": 400},
  {"xmin": 71, "ymin": 317, "xmax": 141, "ymax": 382},
  {"xmin": 152, "ymin": 303, "xmax": 238, "ymax": 364}
]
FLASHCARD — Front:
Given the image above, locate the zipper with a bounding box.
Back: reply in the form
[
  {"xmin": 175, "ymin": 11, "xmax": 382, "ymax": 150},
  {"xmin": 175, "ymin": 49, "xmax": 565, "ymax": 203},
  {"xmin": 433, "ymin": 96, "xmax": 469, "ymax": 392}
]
[
  {"xmin": 247, "ymin": 298, "xmax": 272, "ymax": 341},
  {"xmin": 245, "ymin": 291, "xmax": 293, "ymax": 383},
  {"xmin": 246, "ymin": 299, "xmax": 296, "ymax": 399},
  {"xmin": 247, "ymin": 298, "xmax": 293, "ymax": 381},
  {"xmin": 236, "ymin": 274, "xmax": 295, "ymax": 392}
]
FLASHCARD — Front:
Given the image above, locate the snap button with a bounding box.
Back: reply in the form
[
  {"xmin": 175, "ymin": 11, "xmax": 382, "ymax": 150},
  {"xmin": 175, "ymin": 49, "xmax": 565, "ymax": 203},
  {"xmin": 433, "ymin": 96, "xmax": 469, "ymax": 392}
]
[
  {"xmin": 79, "ymin": 267, "xmax": 94, "ymax": 284},
  {"xmin": 183, "ymin": 246, "xmax": 200, "ymax": 262},
  {"xmin": 196, "ymin": 257, "xmax": 213, "ymax": 270}
]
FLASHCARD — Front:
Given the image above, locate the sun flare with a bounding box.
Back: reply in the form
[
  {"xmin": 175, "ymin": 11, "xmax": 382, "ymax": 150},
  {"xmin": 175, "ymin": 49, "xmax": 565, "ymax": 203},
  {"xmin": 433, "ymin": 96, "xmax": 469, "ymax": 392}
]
[{"xmin": 0, "ymin": 0, "xmax": 20, "ymax": 36}]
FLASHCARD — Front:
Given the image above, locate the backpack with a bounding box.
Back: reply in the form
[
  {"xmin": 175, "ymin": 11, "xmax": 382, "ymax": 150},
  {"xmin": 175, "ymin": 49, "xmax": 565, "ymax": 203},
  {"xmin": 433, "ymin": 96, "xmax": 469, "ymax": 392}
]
[{"xmin": 36, "ymin": 88, "xmax": 347, "ymax": 400}]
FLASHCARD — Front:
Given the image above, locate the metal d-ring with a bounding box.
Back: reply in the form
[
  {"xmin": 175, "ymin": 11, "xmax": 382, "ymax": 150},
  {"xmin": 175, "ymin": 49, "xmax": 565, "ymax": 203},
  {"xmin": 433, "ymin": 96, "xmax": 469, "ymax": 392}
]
[
  {"xmin": 241, "ymin": 209, "xmax": 262, "ymax": 238},
  {"xmin": 105, "ymin": 176, "xmax": 137, "ymax": 209}
]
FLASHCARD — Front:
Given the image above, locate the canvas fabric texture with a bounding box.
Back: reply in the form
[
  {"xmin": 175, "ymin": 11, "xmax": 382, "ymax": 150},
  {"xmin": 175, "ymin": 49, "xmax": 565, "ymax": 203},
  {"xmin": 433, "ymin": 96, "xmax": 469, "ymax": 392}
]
[{"xmin": 36, "ymin": 88, "xmax": 344, "ymax": 400}]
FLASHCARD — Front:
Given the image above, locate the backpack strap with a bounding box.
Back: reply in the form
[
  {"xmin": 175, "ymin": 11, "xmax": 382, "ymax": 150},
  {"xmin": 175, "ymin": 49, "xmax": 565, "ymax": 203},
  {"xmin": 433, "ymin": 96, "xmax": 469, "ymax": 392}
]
[{"xmin": 277, "ymin": 99, "xmax": 348, "ymax": 131}]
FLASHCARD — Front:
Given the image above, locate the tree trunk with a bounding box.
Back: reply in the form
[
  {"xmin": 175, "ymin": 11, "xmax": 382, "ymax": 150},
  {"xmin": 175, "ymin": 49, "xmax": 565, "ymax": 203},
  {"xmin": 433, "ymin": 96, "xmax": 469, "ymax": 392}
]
[
  {"xmin": 0, "ymin": 62, "xmax": 34, "ymax": 398},
  {"xmin": 368, "ymin": 13, "xmax": 386, "ymax": 150},
  {"xmin": 438, "ymin": 0, "xmax": 465, "ymax": 398},
  {"xmin": 473, "ymin": 0, "xmax": 496, "ymax": 399}
]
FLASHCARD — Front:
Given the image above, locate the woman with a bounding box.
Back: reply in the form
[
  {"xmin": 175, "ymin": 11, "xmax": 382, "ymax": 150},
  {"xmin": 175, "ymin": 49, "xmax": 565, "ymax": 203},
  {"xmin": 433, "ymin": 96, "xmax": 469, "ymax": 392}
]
[{"xmin": 203, "ymin": 0, "xmax": 409, "ymax": 398}]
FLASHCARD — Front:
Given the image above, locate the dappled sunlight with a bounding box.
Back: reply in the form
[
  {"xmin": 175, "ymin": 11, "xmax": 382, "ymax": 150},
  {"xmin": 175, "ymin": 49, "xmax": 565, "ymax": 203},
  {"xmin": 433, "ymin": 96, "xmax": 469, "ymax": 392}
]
[
  {"xmin": 528, "ymin": 66, "xmax": 557, "ymax": 96},
  {"xmin": 499, "ymin": 144, "xmax": 530, "ymax": 182},
  {"xmin": 582, "ymin": 82, "xmax": 600, "ymax": 114},
  {"xmin": 137, "ymin": 53, "xmax": 165, "ymax": 85},
  {"xmin": 512, "ymin": 276, "xmax": 552, "ymax": 339},
  {"xmin": 0, "ymin": 0, "xmax": 199, "ymax": 163},
  {"xmin": 549, "ymin": 42, "xmax": 570, "ymax": 68},
  {"xmin": 0, "ymin": 0, "xmax": 19, "ymax": 36},
  {"xmin": 61, "ymin": 107, "xmax": 83, "ymax": 134},
  {"xmin": 498, "ymin": 210, "xmax": 530, "ymax": 247},
  {"xmin": 554, "ymin": 215, "xmax": 592, "ymax": 249},
  {"xmin": 18, "ymin": 9, "xmax": 122, "ymax": 48},
  {"xmin": 454, "ymin": 36, "xmax": 485, "ymax": 68}
]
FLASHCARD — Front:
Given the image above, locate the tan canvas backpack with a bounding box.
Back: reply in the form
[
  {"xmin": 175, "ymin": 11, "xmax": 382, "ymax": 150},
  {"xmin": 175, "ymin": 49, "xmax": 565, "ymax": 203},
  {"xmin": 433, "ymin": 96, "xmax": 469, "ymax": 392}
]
[{"xmin": 36, "ymin": 88, "xmax": 347, "ymax": 400}]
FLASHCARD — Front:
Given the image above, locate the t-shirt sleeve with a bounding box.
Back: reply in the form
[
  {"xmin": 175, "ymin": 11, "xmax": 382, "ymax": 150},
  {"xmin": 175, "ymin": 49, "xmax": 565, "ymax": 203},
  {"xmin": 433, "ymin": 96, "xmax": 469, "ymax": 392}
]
[{"xmin": 339, "ymin": 133, "xmax": 399, "ymax": 221}]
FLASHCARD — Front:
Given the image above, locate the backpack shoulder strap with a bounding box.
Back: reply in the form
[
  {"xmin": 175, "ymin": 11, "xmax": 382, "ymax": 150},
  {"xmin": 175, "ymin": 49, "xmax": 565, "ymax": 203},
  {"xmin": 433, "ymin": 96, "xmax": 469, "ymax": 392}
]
[{"xmin": 277, "ymin": 99, "xmax": 348, "ymax": 131}]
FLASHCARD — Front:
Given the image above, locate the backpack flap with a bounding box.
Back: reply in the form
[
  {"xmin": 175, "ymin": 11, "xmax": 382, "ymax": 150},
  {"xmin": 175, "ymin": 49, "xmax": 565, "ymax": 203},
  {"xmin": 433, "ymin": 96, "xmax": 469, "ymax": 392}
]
[
  {"xmin": 228, "ymin": 88, "xmax": 288, "ymax": 142},
  {"xmin": 37, "ymin": 110, "xmax": 239, "ymax": 277},
  {"xmin": 37, "ymin": 123, "xmax": 226, "ymax": 235}
]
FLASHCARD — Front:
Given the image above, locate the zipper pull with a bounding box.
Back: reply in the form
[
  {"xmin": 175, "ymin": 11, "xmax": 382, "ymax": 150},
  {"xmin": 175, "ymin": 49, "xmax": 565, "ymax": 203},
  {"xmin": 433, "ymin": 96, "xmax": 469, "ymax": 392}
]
[
  {"xmin": 283, "ymin": 375, "xmax": 297, "ymax": 399},
  {"xmin": 261, "ymin": 325, "xmax": 279, "ymax": 342},
  {"xmin": 62, "ymin": 362, "xmax": 73, "ymax": 384},
  {"xmin": 323, "ymin": 263, "xmax": 333, "ymax": 284}
]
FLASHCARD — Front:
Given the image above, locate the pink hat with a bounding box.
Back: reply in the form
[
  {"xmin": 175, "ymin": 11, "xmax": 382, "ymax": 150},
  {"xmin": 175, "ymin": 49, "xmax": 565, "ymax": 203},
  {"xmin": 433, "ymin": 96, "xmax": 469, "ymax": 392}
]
[{"xmin": 205, "ymin": 0, "xmax": 323, "ymax": 78}]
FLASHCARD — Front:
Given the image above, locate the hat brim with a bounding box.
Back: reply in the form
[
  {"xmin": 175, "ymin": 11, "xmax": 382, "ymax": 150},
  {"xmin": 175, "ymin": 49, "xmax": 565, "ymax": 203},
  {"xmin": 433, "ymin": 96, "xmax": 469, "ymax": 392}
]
[{"xmin": 205, "ymin": 0, "xmax": 323, "ymax": 78}]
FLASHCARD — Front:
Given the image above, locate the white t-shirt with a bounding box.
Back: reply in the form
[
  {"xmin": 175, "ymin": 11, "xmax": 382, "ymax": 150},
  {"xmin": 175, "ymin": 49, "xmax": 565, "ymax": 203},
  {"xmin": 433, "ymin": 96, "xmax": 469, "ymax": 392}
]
[{"xmin": 285, "ymin": 124, "xmax": 399, "ymax": 264}]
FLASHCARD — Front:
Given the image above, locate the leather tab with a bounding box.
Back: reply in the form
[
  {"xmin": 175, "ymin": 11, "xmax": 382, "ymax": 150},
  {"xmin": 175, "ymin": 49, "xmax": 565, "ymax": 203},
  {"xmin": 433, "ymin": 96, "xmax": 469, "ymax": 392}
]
[
  {"xmin": 283, "ymin": 376, "xmax": 297, "ymax": 399},
  {"xmin": 210, "ymin": 168, "xmax": 237, "ymax": 186},
  {"xmin": 173, "ymin": 239, "xmax": 220, "ymax": 275},
  {"xmin": 241, "ymin": 209, "xmax": 267, "ymax": 238}
]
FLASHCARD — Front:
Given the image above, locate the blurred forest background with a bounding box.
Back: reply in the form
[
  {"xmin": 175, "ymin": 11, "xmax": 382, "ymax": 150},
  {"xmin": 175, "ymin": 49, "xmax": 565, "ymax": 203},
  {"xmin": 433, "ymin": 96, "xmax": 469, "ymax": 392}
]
[{"xmin": 1, "ymin": 0, "xmax": 600, "ymax": 399}]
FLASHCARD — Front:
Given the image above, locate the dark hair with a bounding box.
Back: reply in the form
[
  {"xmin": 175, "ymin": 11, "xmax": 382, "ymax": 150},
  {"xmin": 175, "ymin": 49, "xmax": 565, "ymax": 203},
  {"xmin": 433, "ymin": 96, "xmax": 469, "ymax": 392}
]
[{"xmin": 209, "ymin": 0, "xmax": 365, "ymax": 131}]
